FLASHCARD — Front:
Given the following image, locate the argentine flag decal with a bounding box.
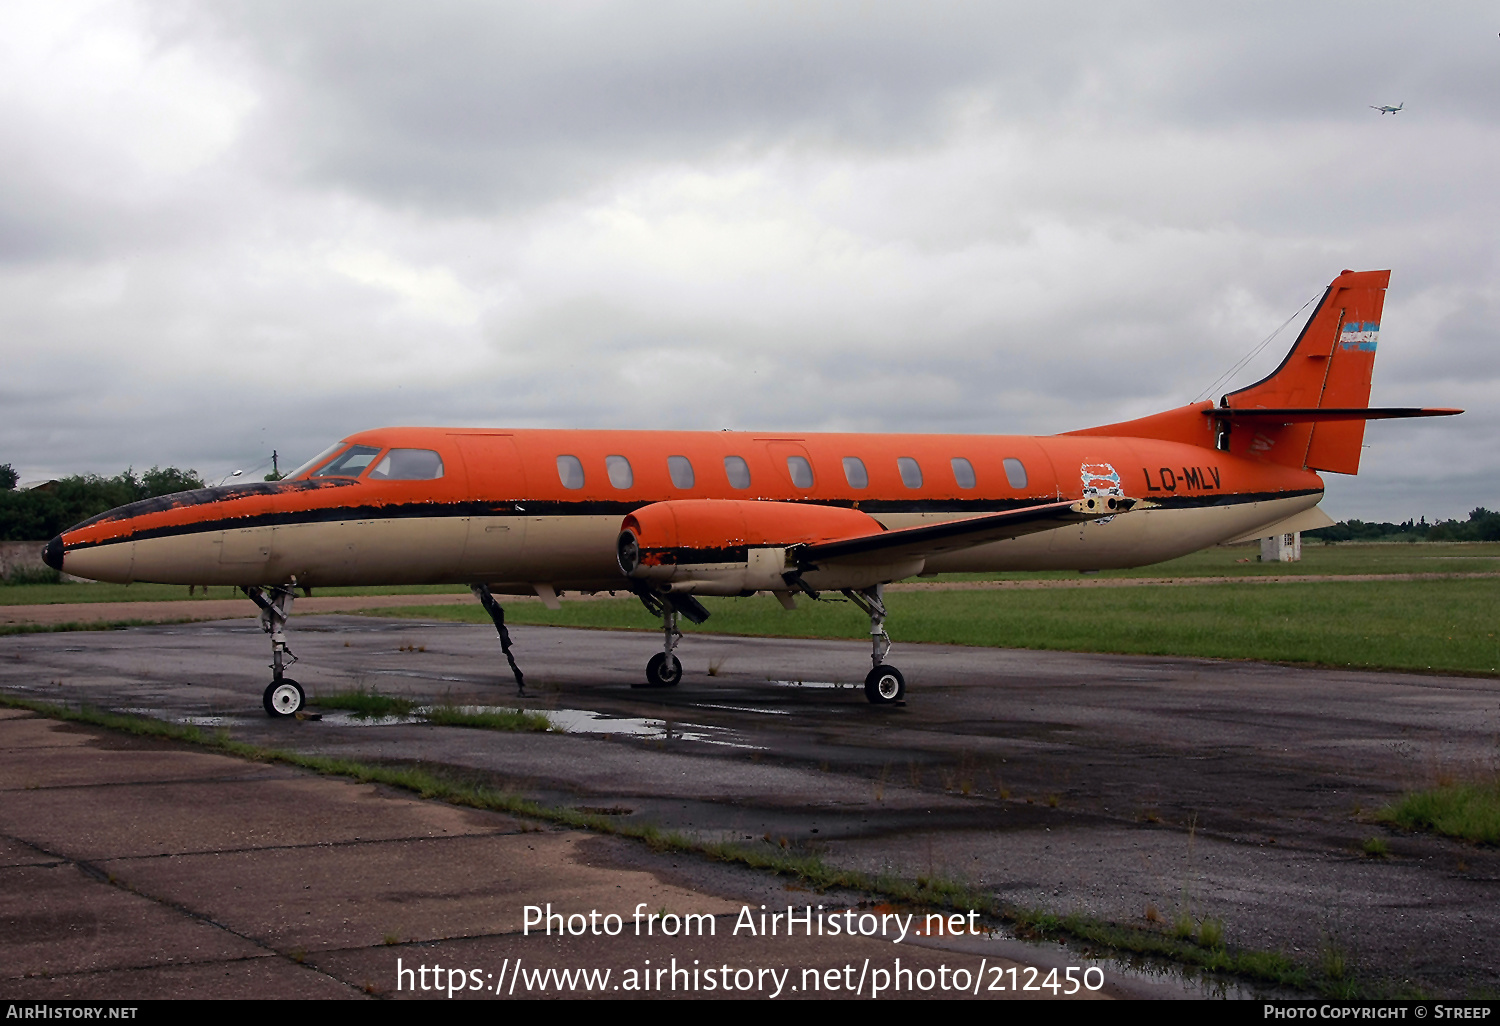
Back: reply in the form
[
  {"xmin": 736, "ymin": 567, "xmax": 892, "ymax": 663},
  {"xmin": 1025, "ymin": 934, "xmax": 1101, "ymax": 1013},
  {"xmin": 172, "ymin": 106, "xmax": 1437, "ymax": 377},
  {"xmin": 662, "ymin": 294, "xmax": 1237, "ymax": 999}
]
[{"xmin": 1339, "ymin": 321, "xmax": 1379, "ymax": 352}]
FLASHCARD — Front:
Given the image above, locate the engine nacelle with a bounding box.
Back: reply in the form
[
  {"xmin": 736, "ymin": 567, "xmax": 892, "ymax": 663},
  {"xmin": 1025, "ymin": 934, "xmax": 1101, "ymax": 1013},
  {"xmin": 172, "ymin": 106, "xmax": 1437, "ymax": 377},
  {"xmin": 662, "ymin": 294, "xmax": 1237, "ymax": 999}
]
[{"xmin": 617, "ymin": 499, "xmax": 883, "ymax": 596}]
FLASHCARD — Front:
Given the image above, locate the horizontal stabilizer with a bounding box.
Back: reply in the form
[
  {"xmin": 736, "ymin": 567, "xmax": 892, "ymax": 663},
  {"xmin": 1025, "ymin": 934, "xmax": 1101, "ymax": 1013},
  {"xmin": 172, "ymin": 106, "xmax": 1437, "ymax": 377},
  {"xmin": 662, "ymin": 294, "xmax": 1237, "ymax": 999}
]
[
  {"xmin": 1204, "ymin": 407, "xmax": 1462, "ymax": 423},
  {"xmin": 800, "ymin": 496, "xmax": 1145, "ymax": 567},
  {"xmin": 1222, "ymin": 505, "xmax": 1335, "ymax": 545}
]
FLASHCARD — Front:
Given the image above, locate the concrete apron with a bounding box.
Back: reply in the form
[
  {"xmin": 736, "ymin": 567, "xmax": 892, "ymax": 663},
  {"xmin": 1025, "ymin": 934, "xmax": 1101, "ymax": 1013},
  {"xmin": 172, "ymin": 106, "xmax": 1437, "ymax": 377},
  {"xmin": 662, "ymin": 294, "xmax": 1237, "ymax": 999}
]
[{"xmin": 0, "ymin": 709, "xmax": 1095, "ymax": 1001}]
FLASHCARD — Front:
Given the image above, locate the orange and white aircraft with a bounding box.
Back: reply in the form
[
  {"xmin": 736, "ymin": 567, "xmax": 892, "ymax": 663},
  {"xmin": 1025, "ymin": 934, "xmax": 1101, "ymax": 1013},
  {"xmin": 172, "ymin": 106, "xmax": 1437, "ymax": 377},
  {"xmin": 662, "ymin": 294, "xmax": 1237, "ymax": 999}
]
[{"xmin": 44, "ymin": 269, "xmax": 1458, "ymax": 715}]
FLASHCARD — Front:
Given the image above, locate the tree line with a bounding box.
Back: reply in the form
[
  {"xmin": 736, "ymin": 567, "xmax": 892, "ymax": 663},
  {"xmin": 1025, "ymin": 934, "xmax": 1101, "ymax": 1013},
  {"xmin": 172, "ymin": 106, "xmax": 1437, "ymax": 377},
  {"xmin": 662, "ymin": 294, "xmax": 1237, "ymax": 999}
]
[
  {"xmin": 1306, "ymin": 508, "xmax": 1500, "ymax": 543},
  {"xmin": 0, "ymin": 464, "xmax": 206, "ymax": 541}
]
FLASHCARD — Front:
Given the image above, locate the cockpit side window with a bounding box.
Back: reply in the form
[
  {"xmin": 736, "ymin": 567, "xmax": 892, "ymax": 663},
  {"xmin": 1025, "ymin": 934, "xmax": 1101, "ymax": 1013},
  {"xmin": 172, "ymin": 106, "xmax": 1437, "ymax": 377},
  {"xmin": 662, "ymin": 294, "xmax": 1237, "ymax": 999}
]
[
  {"xmin": 311, "ymin": 445, "xmax": 383, "ymax": 478},
  {"xmin": 288, "ymin": 443, "xmax": 348, "ymax": 480},
  {"xmin": 367, "ymin": 449, "xmax": 445, "ymax": 481}
]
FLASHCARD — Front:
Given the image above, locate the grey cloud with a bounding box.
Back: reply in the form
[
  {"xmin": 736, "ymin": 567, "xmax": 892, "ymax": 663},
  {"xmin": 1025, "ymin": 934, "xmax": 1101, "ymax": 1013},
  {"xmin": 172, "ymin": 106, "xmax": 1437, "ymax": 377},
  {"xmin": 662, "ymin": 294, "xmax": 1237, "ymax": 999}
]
[{"xmin": 196, "ymin": 2, "xmax": 1500, "ymax": 213}]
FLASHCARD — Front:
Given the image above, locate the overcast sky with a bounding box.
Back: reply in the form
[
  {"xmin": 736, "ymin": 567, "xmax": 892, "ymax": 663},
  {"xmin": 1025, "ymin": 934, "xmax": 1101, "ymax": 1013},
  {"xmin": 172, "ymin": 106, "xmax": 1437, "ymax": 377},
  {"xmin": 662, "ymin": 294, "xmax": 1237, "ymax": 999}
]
[{"xmin": 1, "ymin": 1, "xmax": 1494, "ymax": 521}]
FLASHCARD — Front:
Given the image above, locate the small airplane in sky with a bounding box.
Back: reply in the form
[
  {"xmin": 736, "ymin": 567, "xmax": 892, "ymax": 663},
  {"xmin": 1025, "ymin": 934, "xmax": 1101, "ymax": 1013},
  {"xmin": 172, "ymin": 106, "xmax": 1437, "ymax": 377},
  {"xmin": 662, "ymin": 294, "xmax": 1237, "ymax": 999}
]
[
  {"xmin": 1370, "ymin": 102, "xmax": 1404, "ymax": 114},
  {"xmin": 45, "ymin": 269, "xmax": 1459, "ymax": 716}
]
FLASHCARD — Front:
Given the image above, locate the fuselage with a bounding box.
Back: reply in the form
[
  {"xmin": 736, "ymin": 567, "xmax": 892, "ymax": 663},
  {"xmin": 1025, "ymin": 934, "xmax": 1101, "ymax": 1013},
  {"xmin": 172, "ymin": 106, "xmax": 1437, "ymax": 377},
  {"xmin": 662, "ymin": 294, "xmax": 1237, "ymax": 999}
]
[{"xmin": 50, "ymin": 426, "xmax": 1323, "ymax": 593}]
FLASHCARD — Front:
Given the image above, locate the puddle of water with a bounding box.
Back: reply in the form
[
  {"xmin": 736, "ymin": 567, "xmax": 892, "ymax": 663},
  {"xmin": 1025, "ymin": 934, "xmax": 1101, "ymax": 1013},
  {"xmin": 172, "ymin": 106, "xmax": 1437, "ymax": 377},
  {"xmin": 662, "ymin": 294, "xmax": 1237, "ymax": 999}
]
[
  {"xmin": 108, "ymin": 699, "xmax": 762, "ymax": 749},
  {"xmin": 542, "ymin": 707, "xmax": 762, "ymax": 749},
  {"xmin": 319, "ymin": 711, "xmax": 415, "ymax": 727},
  {"xmin": 118, "ymin": 707, "xmax": 250, "ymax": 728},
  {"xmin": 767, "ymin": 679, "xmax": 862, "ymax": 690},
  {"xmin": 692, "ymin": 703, "xmax": 791, "ymax": 716}
]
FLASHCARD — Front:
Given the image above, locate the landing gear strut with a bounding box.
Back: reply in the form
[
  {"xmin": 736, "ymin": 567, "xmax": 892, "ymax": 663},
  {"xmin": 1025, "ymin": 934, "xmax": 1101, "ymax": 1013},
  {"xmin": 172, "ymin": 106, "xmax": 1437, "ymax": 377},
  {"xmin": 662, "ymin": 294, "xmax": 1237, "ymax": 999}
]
[
  {"xmin": 630, "ymin": 586, "xmax": 708, "ymax": 688},
  {"xmin": 646, "ymin": 612, "xmax": 684, "ymax": 688},
  {"xmin": 244, "ymin": 585, "xmax": 303, "ymax": 717},
  {"xmin": 471, "ymin": 584, "xmax": 527, "ymax": 695},
  {"xmin": 843, "ymin": 584, "xmax": 905, "ymax": 705}
]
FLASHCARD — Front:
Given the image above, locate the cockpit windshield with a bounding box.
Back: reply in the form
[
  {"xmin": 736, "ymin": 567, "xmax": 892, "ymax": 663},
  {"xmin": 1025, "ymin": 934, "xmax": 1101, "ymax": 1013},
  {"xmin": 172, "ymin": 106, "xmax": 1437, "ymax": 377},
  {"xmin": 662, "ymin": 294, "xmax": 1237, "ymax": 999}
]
[
  {"xmin": 310, "ymin": 445, "xmax": 382, "ymax": 478},
  {"xmin": 288, "ymin": 442, "xmax": 446, "ymax": 481},
  {"xmin": 287, "ymin": 443, "xmax": 348, "ymax": 480}
]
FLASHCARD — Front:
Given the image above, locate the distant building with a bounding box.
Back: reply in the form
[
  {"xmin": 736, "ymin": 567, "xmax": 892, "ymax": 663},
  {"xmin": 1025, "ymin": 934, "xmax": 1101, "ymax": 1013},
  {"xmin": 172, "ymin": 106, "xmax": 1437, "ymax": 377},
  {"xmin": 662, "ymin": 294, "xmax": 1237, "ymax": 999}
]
[{"xmin": 1260, "ymin": 531, "xmax": 1302, "ymax": 562}]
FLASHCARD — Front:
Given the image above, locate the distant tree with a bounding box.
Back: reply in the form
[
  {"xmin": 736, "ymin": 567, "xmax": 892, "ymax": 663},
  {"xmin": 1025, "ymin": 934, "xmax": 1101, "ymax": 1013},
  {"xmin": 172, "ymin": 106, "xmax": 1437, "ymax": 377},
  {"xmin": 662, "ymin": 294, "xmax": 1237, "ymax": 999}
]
[
  {"xmin": 1306, "ymin": 518, "xmax": 1429, "ymax": 543},
  {"xmin": 1427, "ymin": 508, "xmax": 1500, "ymax": 542},
  {"xmin": 264, "ymin": 470, "xmax": 284, "ymax": 481},
  {"xmin": 0, "ymin": 464, "xmax": 16, "ymax": 490},
  {"xmin": 140, "ymin": 466, "xmax": 206, "ymax": 496},
  {"xmin": 0, "ymin": 465, "xmax": 205, "ymax": 541},
  {"xmin": 1308, "ymin": 509, "xmax": 1500, "ymax": 544}
]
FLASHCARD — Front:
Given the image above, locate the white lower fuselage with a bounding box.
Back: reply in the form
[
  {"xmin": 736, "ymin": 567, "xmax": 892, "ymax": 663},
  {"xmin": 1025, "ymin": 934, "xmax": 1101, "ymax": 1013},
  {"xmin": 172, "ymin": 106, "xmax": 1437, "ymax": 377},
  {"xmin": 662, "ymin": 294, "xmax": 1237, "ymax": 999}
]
[{"xmin": 64, "ymin": 491, "xmax": 1321, "ymax": 595}]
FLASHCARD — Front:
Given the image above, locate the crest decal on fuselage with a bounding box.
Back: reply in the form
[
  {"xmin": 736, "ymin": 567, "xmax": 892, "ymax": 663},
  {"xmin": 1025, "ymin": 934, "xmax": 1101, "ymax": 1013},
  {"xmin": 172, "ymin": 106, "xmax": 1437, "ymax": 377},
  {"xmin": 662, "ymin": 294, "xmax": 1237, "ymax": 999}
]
[
  {"xmin": 1080, "ymin": 463, "xmax": 1122, "ymax": 524},
  {"xmin": 1080, "ymin": 463, "xmax": 1123, "ymax": 497}
]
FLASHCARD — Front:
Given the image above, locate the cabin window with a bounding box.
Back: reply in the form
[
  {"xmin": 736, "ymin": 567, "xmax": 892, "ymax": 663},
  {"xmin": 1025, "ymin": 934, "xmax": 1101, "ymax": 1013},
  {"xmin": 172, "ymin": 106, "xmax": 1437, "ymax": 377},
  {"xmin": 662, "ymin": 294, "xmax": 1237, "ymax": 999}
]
[
  {"xmin": 724, "ymin": 455, "xmax": 751, "ymax": 489},
  {"xmin": 605, "ymin": 455, "xmax": 633, "ymax": 489},
  {"xmin": 951, "ymin": 457, "xmax": 976, "ymax": 489},
  {"xmin": 668, "ymin": 455, "xmax": 695, "ymax": 489},
  {"xmin": 1003, "ymin": 457, "xmax": 1028, "ymax": 489},
  {"xmin": 368, "ymin": 449, "xmax": 445, "ymax": 481},
  {"xmin": 311, "ymin": 445, "xmax": 382, "ymax": 478},
  {"xmin": 897, "ymin": 457, "xmax": 922, "ymax": 489},
  {"xmin": 842, "ymin": 457, "xmax": 868, "ymax": 489},
  {"xmin": 290, "ymin": 443, "xmax": 347, "ymax": 480},
  {"xmin": 787, "ymin": 456, "xmax": 814, "ymax": 490},
  {"xmin": 556, "ymin": 455, "xmax": 585, "ymax": 489}
]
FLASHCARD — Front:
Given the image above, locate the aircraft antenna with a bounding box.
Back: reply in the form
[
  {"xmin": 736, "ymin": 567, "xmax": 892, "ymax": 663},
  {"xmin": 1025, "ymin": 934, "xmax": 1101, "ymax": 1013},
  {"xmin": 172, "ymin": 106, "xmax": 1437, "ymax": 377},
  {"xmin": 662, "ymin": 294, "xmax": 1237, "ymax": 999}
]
[{"xmin": 1191, "ymin": 291, "xmax": 1319, "ymax": 404}]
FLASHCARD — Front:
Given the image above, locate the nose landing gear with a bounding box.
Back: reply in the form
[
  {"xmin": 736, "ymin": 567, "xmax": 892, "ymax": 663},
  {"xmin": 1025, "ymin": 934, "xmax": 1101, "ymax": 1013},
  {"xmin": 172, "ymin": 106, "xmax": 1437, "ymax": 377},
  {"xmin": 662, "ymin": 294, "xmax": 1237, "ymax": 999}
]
[{"xmin": 244, "ymin": 585, "xmax": 303, "ymax": 717}]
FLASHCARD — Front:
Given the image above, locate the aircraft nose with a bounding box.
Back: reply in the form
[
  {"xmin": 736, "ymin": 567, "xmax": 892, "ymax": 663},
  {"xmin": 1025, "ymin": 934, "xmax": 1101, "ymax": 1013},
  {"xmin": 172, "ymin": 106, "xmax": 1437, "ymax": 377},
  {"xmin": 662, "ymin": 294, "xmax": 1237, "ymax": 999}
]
[{"xmin": 43, "ymin": 535, "xmax": 64, "ymax": 572}]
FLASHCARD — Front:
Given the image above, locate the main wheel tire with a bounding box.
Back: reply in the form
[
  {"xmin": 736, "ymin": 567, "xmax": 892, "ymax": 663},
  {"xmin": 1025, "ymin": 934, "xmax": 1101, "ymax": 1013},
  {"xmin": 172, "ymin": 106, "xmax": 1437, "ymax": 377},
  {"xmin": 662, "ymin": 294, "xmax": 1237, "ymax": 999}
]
[
  {"xmin": 263, "ymin": 678, "xmax": 305, "ymax": 717},
  {"xmin": 642, "ymin": 652, "xmax": 683, "ymax": 688},
  {"xmin": 864, "ymin": 665, "xmax": 905, "ymax": 705}
]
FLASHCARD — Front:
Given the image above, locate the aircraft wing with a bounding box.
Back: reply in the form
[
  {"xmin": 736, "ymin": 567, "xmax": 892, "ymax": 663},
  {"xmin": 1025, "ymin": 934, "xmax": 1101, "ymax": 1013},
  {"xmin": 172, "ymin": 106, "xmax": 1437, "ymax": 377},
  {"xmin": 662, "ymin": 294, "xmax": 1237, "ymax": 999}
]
[{"xmin": 797, "ymin": 496, "xmax": 1144, "ymax": 568}]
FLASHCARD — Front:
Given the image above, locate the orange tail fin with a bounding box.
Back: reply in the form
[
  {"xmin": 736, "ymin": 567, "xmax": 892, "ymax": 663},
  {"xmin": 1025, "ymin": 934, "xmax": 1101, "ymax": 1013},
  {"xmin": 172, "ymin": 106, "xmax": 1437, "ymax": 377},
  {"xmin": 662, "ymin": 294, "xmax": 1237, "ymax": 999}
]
[
  {"xmin": 1066, "ymin": 269, "xmax": 1457, "ymax": 466},
  {"xmin": 1220, "ymin": 268, "xmax": 1388, "ymax": 474}
]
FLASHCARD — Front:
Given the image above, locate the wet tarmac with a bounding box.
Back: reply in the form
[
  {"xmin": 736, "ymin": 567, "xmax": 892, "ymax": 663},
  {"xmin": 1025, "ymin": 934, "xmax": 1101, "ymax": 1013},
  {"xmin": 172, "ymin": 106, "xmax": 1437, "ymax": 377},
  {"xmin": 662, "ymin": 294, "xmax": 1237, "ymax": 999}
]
[{"xmin": 3, "ymin": 614, "xmax": 1498, "ymax": 996}]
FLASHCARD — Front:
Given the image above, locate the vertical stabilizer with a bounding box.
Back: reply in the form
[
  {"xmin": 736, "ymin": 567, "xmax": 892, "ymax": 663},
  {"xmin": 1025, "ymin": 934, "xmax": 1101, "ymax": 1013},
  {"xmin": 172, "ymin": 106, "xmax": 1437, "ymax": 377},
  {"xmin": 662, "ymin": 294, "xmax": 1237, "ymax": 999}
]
[{"xmin": 1222, "ymin": 269, "xmax": 1389, "ymax": 474}]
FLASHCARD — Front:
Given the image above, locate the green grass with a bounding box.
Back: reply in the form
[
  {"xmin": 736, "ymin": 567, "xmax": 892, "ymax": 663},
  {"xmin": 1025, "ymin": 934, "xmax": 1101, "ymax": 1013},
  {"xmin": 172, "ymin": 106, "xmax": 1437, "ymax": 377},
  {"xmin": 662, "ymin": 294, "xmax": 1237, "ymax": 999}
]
[
  {"xmin": 1376, "ymin": 779, "xmax": 1500, "ymax": 844},
  {"xmin": 926, "ymin": 540, "xmax": 1500, "ymax": 581},
  {"xmin": 311, "ymin": 688, "xmax": 417, "ymax": 718},
  {"xmin": 372, "ymin": 578, "xmax": 1500, "ymax": 676},
  {"xmin": 422, "ymin": 705, "xmax": 553, "ymax": 732},
  {"xmin": 311, "ymin": 689, "xmax": 552, "ymax": 732},
  {"xmin": 1007, "ymin": 906, "xmax": 1310, "ymax": 991}
]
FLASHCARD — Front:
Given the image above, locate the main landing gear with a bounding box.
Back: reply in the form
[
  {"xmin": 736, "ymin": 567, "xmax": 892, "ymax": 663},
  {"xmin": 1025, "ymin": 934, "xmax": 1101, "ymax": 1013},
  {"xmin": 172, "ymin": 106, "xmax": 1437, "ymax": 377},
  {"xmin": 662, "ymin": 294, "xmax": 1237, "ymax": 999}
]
[
  {"xmin": 629, "ymin": 586, "xmax": 709, "ymax": 688},
  {"xmin": 843, "ymin": 584, "xmax": 905, "ymax": 705},
  {"xmin": 627, "ymin": 582, "xmax": 905, "ymax": 702},
  {"xmin": 243, "ymin": 585, "xmax": 303, "ymax": 717}
]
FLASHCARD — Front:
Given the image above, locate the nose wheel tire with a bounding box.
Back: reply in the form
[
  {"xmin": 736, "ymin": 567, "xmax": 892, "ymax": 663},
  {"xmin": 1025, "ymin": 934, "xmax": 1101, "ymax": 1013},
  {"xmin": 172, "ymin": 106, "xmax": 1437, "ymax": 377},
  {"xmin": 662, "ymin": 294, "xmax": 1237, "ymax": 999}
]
[
  {"xmin": 639, "ymin": 652, "xmax": 683, "ymax": 688},
  {"xmin": 263, "ymin": 679, "xmax": 305, "ymax": 717},
  {"xmin": 864, "ymin": 665, "xmax": 905, "ymax": 705}
]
